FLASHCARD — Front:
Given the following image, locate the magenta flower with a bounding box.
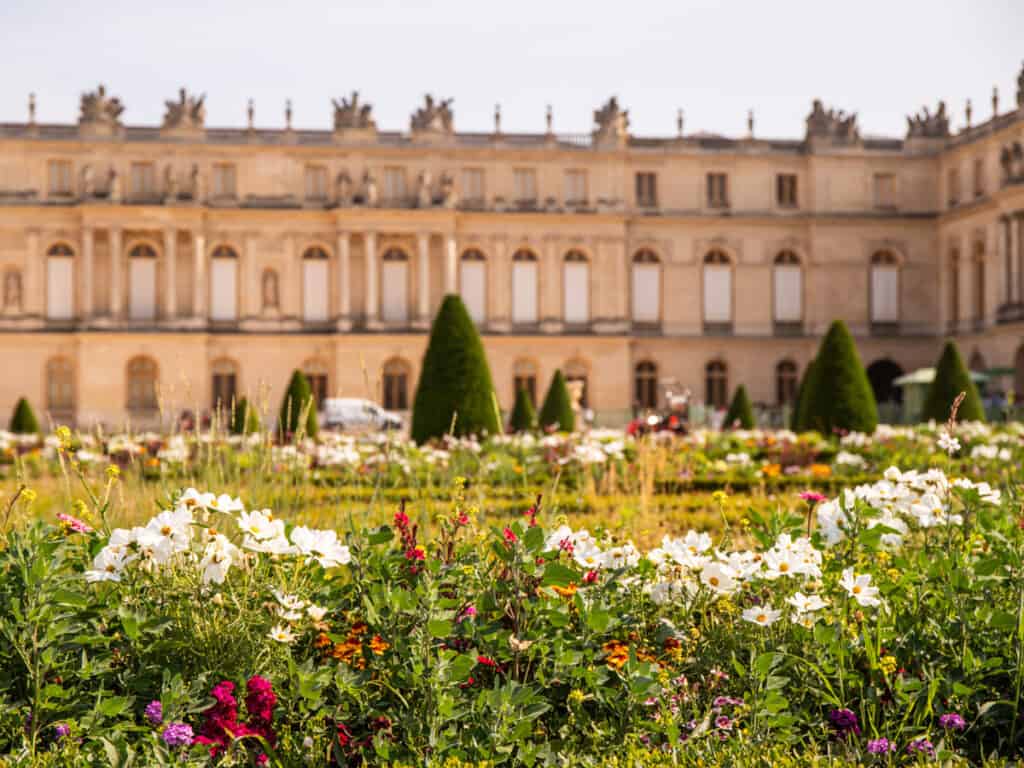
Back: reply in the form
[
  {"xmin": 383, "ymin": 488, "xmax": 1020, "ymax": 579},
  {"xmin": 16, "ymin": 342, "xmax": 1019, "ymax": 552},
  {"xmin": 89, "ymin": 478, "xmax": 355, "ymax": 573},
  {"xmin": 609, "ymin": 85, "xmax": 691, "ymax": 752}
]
[
  {"xmin": 798, "ymin": 491, "xmax": 827, "ymax": 505},
  {"xmin": 939, "ymin": 712, "xmax": 966, "ymax": 730},
  {"xmin": 906, "ymin": 738, "xmax": 935, "ymax": 757},
  {"xmin": 867, "ymin": 738, "xmax": 894, "ymax": 754},
  {"xmin": 161, "ymin": 722, "xmax": 194, "ymax": 747},
  {"xmin": 57, "ymin": 512, "xmax": 93, "ymax": 534},
  {"xmin": 144, "ymin": 700, "xmax": 163, "ymax": 725}
]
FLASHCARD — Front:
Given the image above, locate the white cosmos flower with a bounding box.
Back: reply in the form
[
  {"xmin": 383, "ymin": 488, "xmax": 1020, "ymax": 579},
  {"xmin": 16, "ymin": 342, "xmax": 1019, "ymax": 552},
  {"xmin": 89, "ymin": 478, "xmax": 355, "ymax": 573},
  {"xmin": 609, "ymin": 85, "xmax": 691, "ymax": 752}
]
[
  {"xmin": 244, "ymin": 534, "xmax": 297, "ymax": 555},
  {"xmin": 839, "ymin": 568, "xmax": 882, "ymax": 608},
  {"xmin": 786, "ymin": 592, "xmax": 829, "ymax": 613},
  {"xmin": 178, "ymin": 488, "xmax": 216, "ymax": 511},
  {"xmin": 272, "ymin": 590, "xmax": 307, "ymax": 619},
  {"xmin": 199, "ymin": 534, "xmax": 240, "ymax": 585},
  {"xmin": 84, "ymin": 547, "xmax": 136, "ymax": 583},
  {"xmin": 761, "ymin": 549, "xmax": 800, "ymax": 580},
  {"xmin": 267, "ymin": 624, "xmax": 296, "ymax": 644},
  {"xmin": 207, "ymin": 494, "xmax": 245, "ymax": 515},
  {"xmin": 307, "ymin": 604, "xmax": 328, "ymax": 622},
  {"xmin": 237, "ymin": 509, "xmax": 284, "ymax": 541},
  {"xmin": 741, "ymin": 604, "xmax": 782, "ymax": 627},
  {"xmin": 290, "ymin": 526, "xmax": 351, "ymax": 569},
  {"xmin": 937, "ymin": 431, "xmax": 961, "ymax": 456},
  {"xmin": 105, "ymin": 527, "xmax": 139, "ymax": 554},
  {"xmin": 816, "ymin": 500, "xmax": 848, "ymax": 545},
  {"xmin": 699, "ymin": 561, "xmax": 737, "ymax": 594},
  {"xmin": 136, "ymin": 508, "xmax": 193, "ymax": 563}
]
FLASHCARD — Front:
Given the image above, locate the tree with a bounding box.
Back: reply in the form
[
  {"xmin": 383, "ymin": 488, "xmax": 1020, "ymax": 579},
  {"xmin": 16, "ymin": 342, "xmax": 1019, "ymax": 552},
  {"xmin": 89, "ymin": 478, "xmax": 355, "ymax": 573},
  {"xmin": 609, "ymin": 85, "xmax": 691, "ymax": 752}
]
[
  {"xmin": 9, "ymin": 397, "xmax": 40, "ymax": 435},
  {"xmin": 800, "ymin": 321, "xmax": 878, "ymax": 434},
  {"xmin": 231, "ymin": 397, "xmax": 262, "ymax": 435},
  {"xmin": 411, "ymin": 294, "xmax": 501, "ymax": 443},
  {"xmin": 922, "ymin": 340, "xmax": 985, "ymax": 423},
  {"xmin": 538, "ymin": 369, "xmax": 576, "ymax": 432},
  {"xmin": 791, "ymin": 358, "xmax": 817, "ymax": 431},
  {"xmin": 509, "ymin": 386, "xmax": 537, "ymax": 432},
  {"xmin": 278, "ymin": 370, "xmax": 318, "ymax": 438},
  {"xmin": 723, "ymin": 385, "xmax": 755, "ymax": 429}
]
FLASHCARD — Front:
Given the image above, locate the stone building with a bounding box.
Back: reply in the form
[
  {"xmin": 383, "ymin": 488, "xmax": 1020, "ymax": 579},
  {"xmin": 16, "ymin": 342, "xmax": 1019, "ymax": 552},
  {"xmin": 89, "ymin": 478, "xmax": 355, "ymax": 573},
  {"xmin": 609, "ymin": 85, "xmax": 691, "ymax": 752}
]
[{"xmin": 1, "ymin": 70, "xmax": 1024, "ymax": 428}]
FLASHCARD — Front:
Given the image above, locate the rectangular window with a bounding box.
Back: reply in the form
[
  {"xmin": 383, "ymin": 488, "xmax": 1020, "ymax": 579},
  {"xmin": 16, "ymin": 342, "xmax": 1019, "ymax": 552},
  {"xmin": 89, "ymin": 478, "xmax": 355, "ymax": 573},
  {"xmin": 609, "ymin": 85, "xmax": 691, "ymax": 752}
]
[
  {"xmin": 46, "ymin": 256, "xmax": 74, "ymax": 320},
  {"xmin": 706, "ymin": 173, "xmax": 728, "ymax": 208},
  {"xmin": 947, "ymin": 167, "xmax": 960, "ymax": 207},
  {"xmin": 973, "ymin": 157, "xmax": 985, "ymax": 198},
  {"xmin": 513, "ymin": 169, "xmax": 537, "ymax": 204},
  {"xmin": 459, "ymin": 259, "xmax": 486, "ymax": 324},
  {"xmin": 48, "ymin": 160, "xmax": 73, "ymax": 196},
  {"xmin": 635, "ymin": 172, "xmax": 657, "ymax": 208},
  {"xmin": 303, "ymin": 259, "xmax": 329, "ymax": 322},
  {"xmin": 564, "ymin": 170, "xmax": 587, "ymax": 205},
  {"xmin": 871, "ymin": 266, "xmax": 900, "ymax": 323},
  {"xmin": 461, "ymin": 168, "xmax": 485, "ymax": 205},
  {"xmin": 776, "ymin": 174, "xmax": 798, "ymax": 208},
  {"xmin": 512, "ymin": 260, "xmax": 538, "ymax": 324},
  {"xmin": 130, "ymin": 162, "xmax": 156, "ymax": 201},
  {"xmin": 382, "ymin": 167, "xmax": 406, "ymax": 203},
  {"xmin": 306, "ymin": 374, "xmax": 328, "ymax": 409},
  {"xmin": 513, "ymin": 375, "xmax": 536, "ymax": 407},
  {"xmin": 703, "ymin": 266, "xmax": 732, "ymax": 323},
  {"xmin": 873, "ymin": 173, "xmax": 896, "ymax": 209},
  {"xmin": 773, "ymin": 265, "xmax": 802, "ymax": 322},
  {"xmin": 212, "ymin": 373, "xmax": 237, "ymax": 410},
  {"xmin": 212, "ymin": 164, "xmax": 237, "ymax": 198},
  {"xmin": 305, "ymin": 165, "xmax": 328, "ymax": 201}
]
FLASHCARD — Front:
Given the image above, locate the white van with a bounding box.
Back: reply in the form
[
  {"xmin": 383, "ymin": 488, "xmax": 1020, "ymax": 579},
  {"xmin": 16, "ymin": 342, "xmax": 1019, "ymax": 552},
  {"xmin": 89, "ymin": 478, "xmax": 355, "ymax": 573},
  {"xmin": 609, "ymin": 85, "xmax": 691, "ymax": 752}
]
[{"xmin": 321, "ymin": 398, "xmax": 403, "ymax": 432}]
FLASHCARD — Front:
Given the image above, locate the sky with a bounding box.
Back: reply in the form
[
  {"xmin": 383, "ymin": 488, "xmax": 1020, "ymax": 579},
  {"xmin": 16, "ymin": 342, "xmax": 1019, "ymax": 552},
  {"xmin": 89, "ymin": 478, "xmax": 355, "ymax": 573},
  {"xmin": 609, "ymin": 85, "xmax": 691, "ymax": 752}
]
[{"xmin": 0, "ymin": 0, "xmax": 1020, "ymax": 140}]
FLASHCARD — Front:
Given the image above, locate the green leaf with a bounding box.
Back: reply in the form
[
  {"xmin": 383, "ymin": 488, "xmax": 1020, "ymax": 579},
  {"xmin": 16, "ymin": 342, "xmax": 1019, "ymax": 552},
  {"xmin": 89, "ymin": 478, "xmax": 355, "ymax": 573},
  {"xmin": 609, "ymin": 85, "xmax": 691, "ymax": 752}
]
[
  {"xmin": 586, "ymin": 609, "xmax": 611, "ymax": 633},
  {"xmin": 428, "ymin": 619, "xmax": 453, "ymax": 638},
  {"xmin": 97, "ymin": 696, "xmax": 132, "ymax": 718},
  {"xmin": 523, "ymin": 525, "xmax": 545, "ymax": 553},
  {"xmin": 51, "ymin": 589, "xmax": 89, "ymax": 608},
  {"xmin": 541, "ymin": 562, "xmax": 578, "ymax": 588}
]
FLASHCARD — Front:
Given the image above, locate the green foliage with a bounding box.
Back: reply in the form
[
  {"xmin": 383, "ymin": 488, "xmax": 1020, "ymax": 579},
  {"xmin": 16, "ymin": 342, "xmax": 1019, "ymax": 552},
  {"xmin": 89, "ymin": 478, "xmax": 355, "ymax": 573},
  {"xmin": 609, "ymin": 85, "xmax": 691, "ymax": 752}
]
[
  {"xmin": 278, "ymin": 370, "xmax": 318, "ymax": 438},
  {"xmin": 411, "ymin": 294, "xmax": 501, "ymax": 443},
  {"xmin": 230, "ymin": 397, "xmax": 261, "ymax": 435},
  {"xmin": 9, "ymin": 397, "xmax": 40, "ymax": 434},
  {"xmin": 923, "ymin": 340, "xmax": 985, "ymax": 422},
  {"xmin": 538, "ymin": 369, "xmax": 576, "ymax": 432},
  {"xmin": 723, "ymin": 385, "xmax": 755, "ymax": 429},
  {"xmin": 508, "ymin": 386, "xmax": 537, "ymax": 433},
  {"xmin": 790, "ymin": 358, "xmax": 816, "ymax": 431},
  {"xmin": 800, "ymin": 321, "xmax": 878, "ymax": 434}
]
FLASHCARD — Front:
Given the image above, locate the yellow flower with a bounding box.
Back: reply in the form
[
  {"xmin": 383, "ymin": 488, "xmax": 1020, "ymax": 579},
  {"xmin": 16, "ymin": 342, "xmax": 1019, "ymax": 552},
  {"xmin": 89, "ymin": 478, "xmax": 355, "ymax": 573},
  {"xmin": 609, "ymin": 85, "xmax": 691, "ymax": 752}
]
[
  {"xmin": 711, "ymin": 491, "xmax": 728, "ymax": 505},
  {"xmin": 106, "ymin": 465, "xmax": 121, "ymax": 480},
  {"xmin": 878, "ymin": 655, "xmax": 898, "ymax": 676},
  {"xmin": 22, "ymin": 489, "xmax": 37, "ymax": 504}
]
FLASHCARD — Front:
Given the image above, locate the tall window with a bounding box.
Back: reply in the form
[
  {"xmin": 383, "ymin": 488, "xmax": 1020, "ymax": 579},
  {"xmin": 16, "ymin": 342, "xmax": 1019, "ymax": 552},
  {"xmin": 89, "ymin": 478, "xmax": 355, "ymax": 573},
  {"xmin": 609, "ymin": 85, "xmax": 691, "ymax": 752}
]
[
  {"xmin": 973, "ymin": 157, "xmax": 985, "ymax": 198},
  {"xmin": 773, "ymin": 250, "xmax": 802, "ymax": 325},
  {"xmin": 776, "ymin": 360, "xmax": 798, "ymax": 406},
  {"xmin": 513, "ymin": 359, "xmax": 537, "ymax": 407},
  {"xmin": 211, "ymin": 359, "xmax": 238, "ymax": 412},
  {"xmin": 128, "ymin": 244, "xmax": 158, "ymax": 321},
  {"xmin": 565, "ymin": 360, "xmax": 589, "ymax": 409},
  {"xmin": 563, "ymin": 250, "xmax": 590, "ymax": 325},
  {"xmin": 870, "ymin": 250, "xmax": 900, "ymax": 324},
  {"xmin": 703, "ymin": 250, "xmax": 732, "ymax": 328},
  {"xmin": 873, "ymin": 173, "xmax": 896, "ymax": 209},
  {"xmin": 973, "ymin": 242, "xmax": 986, "ymax": 323},
  {"xmin": 634, "ymin": 361, "xmax": 658, "ymax": 409},
  {"xmin": 381, "ymin": 248, "xmax": 409, "ymax": 323},
  {"xmin": 126, "ymin": 356, "xmax": 158, "ymax": 414},
  {"xmin": 631, "ymin": 249, "xmax": 661, "ymax": 324},
  {"xmin": 635, "ymin": 172, "xmax": 657, "ymax": 208},
  {"xmin": 459, "ymin": 249, "xmax": 486, "ymax": 324},
  {"xmin": 382, "ymin": 358, "xmax": 410, "ymax": 410},
  {"xmin": 776, "ymin": 174, "xmax": 798, "ymax": 208},
  {"xmin": 48, "ymin": 160, "xmax": 73, "ymax": 196},
  {"xmin": 130, "ymin": 162, "xmax": 157, "ymax": 201},
  {"xmin": 947, "ymin": 167, "xmax": 960, "ymax": 207},
  {"xmin": 45, "ymin": 357, "xmax": 75, "ymax": 418},
  {"xmin": 382, "ymin": 168, "xmax": 406, "ymax": 203},
  {"xmin": 209, "ymin": 246, "xmax": 238, "ymax": 321},
  {"xmin": 705, "ymin": 361, "xmax": 728, "ymax": 409},
  {"xmin": 461, "ymin": 168, "xmax": 485, "ymax": 206},
  {"xmin": 706, "ymin": 173, "xmax": 728, "ymax": 208},
  {"xmin": 564, "ymin": 170, "xmax": 587, "ymax": 205},
  {"xmin": 303, "ymin": 247, "xmax": 330, "ymax": 322},
  {"xmin": 305, "ymin": 165, "xmax": 328, "ymax": 202},
  {"xmin": 304, "ymin": 360, "xmax": 329, "ymax": 409},
  {"xmin": 949, "ymin": 249, "xmax": 960, "ymax": 328},
  {"xmin": 513, "ymin": 169, "xmax": 537, "ymax": 204},
  {"xmin": 46, "ymin": 243, "xmax": 74, "ymax": 320},
  {"xmin": 212, "ymin": 164, "xmax": 237, "ymax": 198},
  {"xmin": 512, "ymin": 250, "xmax": 538, "ymax": 325}
]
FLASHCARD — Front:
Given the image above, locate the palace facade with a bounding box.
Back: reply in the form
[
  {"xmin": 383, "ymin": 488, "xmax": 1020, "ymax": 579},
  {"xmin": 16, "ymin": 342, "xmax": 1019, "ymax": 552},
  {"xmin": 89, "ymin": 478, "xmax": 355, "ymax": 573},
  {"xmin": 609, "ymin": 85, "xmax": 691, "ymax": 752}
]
[{"xmin": 1, "ymin": 72, "xmax": 1024, "ymax": 428}]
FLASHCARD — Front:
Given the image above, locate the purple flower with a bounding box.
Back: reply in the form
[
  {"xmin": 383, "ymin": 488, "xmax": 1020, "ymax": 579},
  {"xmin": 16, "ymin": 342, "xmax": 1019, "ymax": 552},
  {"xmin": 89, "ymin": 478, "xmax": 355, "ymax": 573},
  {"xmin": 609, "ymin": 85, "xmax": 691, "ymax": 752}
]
[
  {"xmin": 161, "ymin": 722, "xmax": 194, "ymax": 748},
  {"xmin": 714, "ymin": 715, "xmax": 732, "ymax": 730},
  {"xmin": 827, "ymin": 708, "xmax": 861, "ymax": 738},
  {"xmin": 906, "ymin": 738, "xmax": 935, "ymax": 757},
  {"xmin": 867, "ymin": 738, "xmax": 894, "ymax": 754},
  {"xmin": 53, "ymin": 723, "xmax": 70, "ymax": 740},
  {"xmin": 144, "ymin": 700, "xmax": 163, "ymax": 726},
  {"xmin": 939, "ymin": 712, "xmax": 966, "ymax": 730}
]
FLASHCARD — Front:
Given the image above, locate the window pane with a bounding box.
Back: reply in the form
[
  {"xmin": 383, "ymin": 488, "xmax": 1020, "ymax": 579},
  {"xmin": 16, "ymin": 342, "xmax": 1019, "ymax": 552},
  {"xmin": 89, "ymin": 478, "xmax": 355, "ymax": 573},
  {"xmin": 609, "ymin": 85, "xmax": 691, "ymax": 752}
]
[
  {"xmin": 512, "ymin": 261, "xmax": 538, "ymax": 324},
  {"xmin": 381, "ymin": 261, "xmax": 408, "ymax": 322},
  {"xmin": 46, "ymin": 256, "xmax": 74, "ymax": 320},
  {"xmin": 871, "ymin": 266, "xmax": 899, "ymax": 322},
  {"xmin": 129, "ymin": 256, "xmax": 157, "ymax": 320},
  {"xmin": 303, "ymin": 259, "xmax": 329, "ymax": 322},
  {"xmin": 210, "ymin": 258, "xmax": 238, "ymax": 320},
  {"xmin": 459, "ymin": 259, "xmax": 486, "ymax": 324},
  {"xmin": 632, "ymin": 264, "xmax": 660, "ymax": 323},
  {"xmin": 773, "ymin": 265, "xmax": 802, "ymax": 322},
  {"xmin": 703, "ymin": 266, "xmax": 732, "ymax": 323},
  {"xmin": 563, "ymin": 262, "xmax": 589, "ymax": 323}
]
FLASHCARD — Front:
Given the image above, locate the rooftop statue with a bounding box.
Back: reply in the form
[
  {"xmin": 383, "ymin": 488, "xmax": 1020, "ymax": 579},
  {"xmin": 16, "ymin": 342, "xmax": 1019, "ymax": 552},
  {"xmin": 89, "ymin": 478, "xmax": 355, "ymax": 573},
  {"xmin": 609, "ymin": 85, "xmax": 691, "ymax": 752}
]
[
  {"xmin": 410, "ymin": 95, "xmax": 454, "ymax": 134},
  {"xmin": 906, "ymin": 101, "xmax": 950, "ymax": 138},
  {"xmin": 332, "ymin": 91, "xmax": 376, "ymax": 130},
  {"xmin": 163, "ymin": 88, "xmax": 206, "ymax": 131},
  {"xmin": 79, "ymin": 84, "xmax": 124, "ymax": 126},
  {"xmin": 593, "ymin": 96, "xmax": 629, "ymax": 136},
  {"xmin": 805, "ymin": 99, "xmax": 859, "ymax": 142}
]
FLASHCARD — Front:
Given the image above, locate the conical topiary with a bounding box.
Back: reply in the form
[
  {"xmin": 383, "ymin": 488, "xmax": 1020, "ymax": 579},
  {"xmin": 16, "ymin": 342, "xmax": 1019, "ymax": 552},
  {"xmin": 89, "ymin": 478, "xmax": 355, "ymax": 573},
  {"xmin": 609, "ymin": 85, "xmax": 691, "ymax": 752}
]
[
  {"xmin": 800, "ymin": 321, "xmax": 878, "ymax": 434},
  {"xmin": 922, "ymin": 340, "xmax": 985, "ymax": 423},
  {"xmin": 723, "ymin": 385, "xmax": 755, "ymax": 429},
  {"xmin": 509, "ymin": 386, "xmax": 537, "ymax": 433},
  {"xmin": 411, "ymin": 294, "xmax": 501, "ymax": 443},
  {"xmin": 9, "ymin": 397, "xmax": 40, "ymax": 434},
  {"xmin": 279, "ymin": 370, "xmax": 318, "ymax": 438},
  {"xmin": 538, "ymin": 369, "xmax": 576, "ymax": 432},
  {"xmin": 791, "ymin": 358, "xmax": 817, "ymax": 431},
  {"xmin": 231, "ymin": 397, "xmax": 262, "ymax": 435}
]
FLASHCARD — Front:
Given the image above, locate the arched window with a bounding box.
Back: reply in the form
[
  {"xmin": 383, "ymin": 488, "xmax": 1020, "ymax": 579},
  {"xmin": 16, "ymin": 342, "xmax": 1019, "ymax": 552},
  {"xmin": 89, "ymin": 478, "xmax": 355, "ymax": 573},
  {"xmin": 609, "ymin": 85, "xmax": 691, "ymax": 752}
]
[
  {"xmin": 565, "ymin": 359, "xmax": 589, "ymax": 409},
  {"xmin": 261, "ymin": 269, "xmax": 280, "ymax": 312},
  {"xmin": 128, "ymin": 244, "xmax": 158, "ymax": 321},
  {"xmin": 773, "ymin": 250, "xmax": 802, "ymax": 325},
  {"xmin": 45, "ymin": 357, "xmax": 75, "ymax": 417},
  {"xmin": 563, "ymin": 250, "xmax": 590, "ymax": 325},
  {"xmin": 382, "ymin": 358, "xmax": 410, "ymax": 410},
  {"xmin": 972, "ymin": 241, "xmax": 985, "ymax": 323},
  {"xmin": 512, "ymin": 249, "xmax": 538, "ymax": 325},
  {"xmin": 211, "ymin": 358, "xmax": 238, "ymax": 412},
  {"xmin": 866, "ymin": 359, "xmax": 904, "ymax": 405},
  {"xmin": 948, "ymin": 248, "xmax": 960, "ymax": 329},
  {"xmin": 126, "ymin": 356, "xmax": 158, "ymax": 414},
  {"xmin": 969, "ymin": 349, "xmax": 986, "ymax": 373},
  {"xmin": 513, "ymin": 358, "xmax": 538, "ymax": 406},
  {"xmin": 705, "ymin": 360, "xmax": 728, "ymax": 409},
  {"xmin": 210, "ymin": 246, "xmax": 238, "ymax": 322},
  {"xmin": 634, "ymin": 360, "xmax": 658, "ymax": 409},
  {"xmin": 631, "ymin": 249, "xmax": 661, "ymax": 324},
  {"xmin": 459, "ymin": 249, "xmax": 486, "ymax": 324},
  {"xmin": 46, "ymin": 243, "xmax": 74, "ymax": 320},
  {"xmin": 303, "ymin": 247, "xmax": 330, "ymax": 323},
  {"xmin": 3, "ymin": 268, "xmax": 23, "ymax": 312},
  {"xmin": 776, "ymin": 360, "xmax": 798, "ymax": 406},
  {"xmin": 381, "ymin": 248, "xmax": 409, "ymax": 324},
  {"xmin": 870, "ymin": 250, "xmax": 900, "ymax": 324},
  {"xmin": 303, "ymin": 359, "xmax": 329, "ymax": 408},
  {"xmin": 703, "ymin": 250, "xmax": 732, "ymax": 328}
]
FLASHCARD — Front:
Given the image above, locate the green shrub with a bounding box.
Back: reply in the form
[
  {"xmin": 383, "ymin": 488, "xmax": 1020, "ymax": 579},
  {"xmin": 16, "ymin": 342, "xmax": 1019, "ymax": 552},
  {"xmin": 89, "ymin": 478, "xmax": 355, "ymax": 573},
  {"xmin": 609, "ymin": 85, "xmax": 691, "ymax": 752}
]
[
  {"xmin": 801, "ymin": 321, "xmax": 878, "ymax": 434},
  {"xmin": 279, "ymin": 370, "xmax": 318, "ymax": 438},
  {"xmin": 411, "ymin": 295, "xmax": 501, "ymax": 443},
  {"xmin": 509, "ymin": 386, "xmax": 537, "ymax": 433},
  {"xmin": 538, "ymin": 369, "xmax": 576, "ymax": 432},
  {"xmin": 9, "ymin": 397, "xmax": 40, "ymax": 434},
  {"xmin": 790, "ymin": 359, "xmax": 816, "ymax": 431},
  {"xmin": 230, "ymin": 397, "xmax": 262, "ymax": 435},
  {"xmin": 922, "ymin": 340, "xmax": 985, "ymax": 422},
  {"xmin": 723, "ymin": 385, "xmax": 755, "ymax": 429}
]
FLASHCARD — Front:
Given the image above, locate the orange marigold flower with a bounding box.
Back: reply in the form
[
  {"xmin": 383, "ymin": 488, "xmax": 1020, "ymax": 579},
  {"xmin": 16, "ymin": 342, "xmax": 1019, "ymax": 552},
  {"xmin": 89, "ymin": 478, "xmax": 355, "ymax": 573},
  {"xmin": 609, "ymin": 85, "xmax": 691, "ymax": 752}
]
[
  {"xmin": 369, "ymin": 635, "xmax": 390, "ymax": 655},
  {"xmin": 810, "ymin": 463, "xmax": 832, "ymax": 478},
  {"xmin": 551, "ymin": 583, "xmax": 578, "ymax": 598},
  {"xmin": 762, "ymin": 463, "xmax": 782, "ymax": 478}
]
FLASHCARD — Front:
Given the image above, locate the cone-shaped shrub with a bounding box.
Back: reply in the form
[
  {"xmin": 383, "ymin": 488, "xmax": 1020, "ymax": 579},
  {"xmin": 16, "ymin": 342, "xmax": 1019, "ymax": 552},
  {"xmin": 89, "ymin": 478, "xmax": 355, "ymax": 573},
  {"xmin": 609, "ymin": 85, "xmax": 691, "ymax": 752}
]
[
  {"xmin": 538, "ymin": 369, "xmax": 576, "ymax": 432},
  {"xmin": 922, "ymin": 340, "xmax": 985, "ymax": 423},
  {"xmin": 411, "ymin": 294, "xmax": 501, "ymax": 443},
  {"xmin": 9, "ymin": 397, "xmax": 40, "ymax": 434},
  {"xmin": 800, "ymin": 321, "xmax": 878, "ymax": 434},
  {"xmin": 279, "ymin": 370, "xmax": 318, "ymax": 438},
  {"xmin": 723, "ymin": 385, "xmax": 755, "ymax": 429},
  {"xmin": 509, "ymin": 386, "xmax": 537, "ymax": 433},
  {"xmin": 231, "ymin": 397, "xmax": 262, "ymax": 435},
  {"xmin": 791, "ymin": 358, "xmax": 817, "ymax": 431}
]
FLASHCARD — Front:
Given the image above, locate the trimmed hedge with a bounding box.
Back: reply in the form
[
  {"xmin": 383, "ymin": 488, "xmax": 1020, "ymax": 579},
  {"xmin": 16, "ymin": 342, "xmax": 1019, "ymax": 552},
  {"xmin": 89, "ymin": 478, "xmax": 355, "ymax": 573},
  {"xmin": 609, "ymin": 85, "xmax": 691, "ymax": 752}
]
[
  {"xmin": 723, "ymin": 385, "xmax": 755, "ymax": 429},
  {"xmin": 9, "ymin": 397, "xmax": 40, "ymax": 434},
  {"xmin": 799, "ymin": 321, "xmax": 878, "ymax": 434},
  {"xmin": 538, "ymin": 369, "xmax": 576, "ymax": 432},
  {"xmin": 509, "ymin": 386, "xmax": 537, "ymax": 433},
  {"xmin": 279, "ymin": 370, "xmax": 318, "ymax": 438},
  {"xmin": 231, "ymin": 397, "xmax": 262, "ymax": 435},
  {"xmin": 922, "ymin": 340, "xmax": 985, "ymax": 422}
]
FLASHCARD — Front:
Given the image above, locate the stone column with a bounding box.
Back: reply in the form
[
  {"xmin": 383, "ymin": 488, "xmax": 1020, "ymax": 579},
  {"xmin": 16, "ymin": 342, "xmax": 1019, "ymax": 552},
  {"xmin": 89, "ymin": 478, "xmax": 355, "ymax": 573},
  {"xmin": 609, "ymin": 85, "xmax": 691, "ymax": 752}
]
[
  {"xmin": 417, "ymin": 232, "xmax": 431, "ymax": 326},
  {"xmin": 444, "ymin": 235, "xmax": 458, "ymax": 296},
  {"xmin": 489, "ymin": 237, "xmax": 510, "ymax": 330},
  {"xmin": 193, "ymin": 232, "xmax": 206, "ymax": 320},
  {"xmin": 164, "ymin": 228, "xmax": 176, "ymax": 320},
  {"xmin": 336, "ymin": 230, "xmax": 351, "ymax": 330},
  {"xmin": 82, "ymin": 226, "xmax": 94, "ymax": 320},
  {"xmin": 109, "ymin": 226, "xmax": 122, "ymax": 318},
  {"xmin": 364, "ymin": 231, "xmax": 378, "ymax": 326},
  {"xmin": 25, "ymin": 229, "xmax": 40, "ymax": 318},
  {"xmin": 1000, "ymin": 215, "xmax": 1011, "ymax": 305},
  {"xmin": 1009, "ymin": 214, "xmax": 1019, "ymax": 304},
  {"xmin": 540, "ymin": 236, "xmax": 562, "ymax": 332}
]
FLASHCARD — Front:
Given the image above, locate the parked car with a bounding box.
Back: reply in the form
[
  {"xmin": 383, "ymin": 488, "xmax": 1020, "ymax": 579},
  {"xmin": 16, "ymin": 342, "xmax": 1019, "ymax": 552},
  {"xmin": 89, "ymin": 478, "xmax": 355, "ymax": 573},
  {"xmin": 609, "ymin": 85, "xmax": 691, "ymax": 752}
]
[{"xmin": 321, "ymin": 398, "xmax": 403, "ymax": 432}]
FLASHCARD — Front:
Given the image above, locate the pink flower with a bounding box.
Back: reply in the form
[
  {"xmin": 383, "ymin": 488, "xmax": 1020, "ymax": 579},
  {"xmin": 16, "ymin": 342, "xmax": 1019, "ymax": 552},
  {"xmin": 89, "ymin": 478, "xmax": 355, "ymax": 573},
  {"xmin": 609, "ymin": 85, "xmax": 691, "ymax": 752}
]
[
  {"xmin": 456, "ymin": 605, "xmax": 477, "ymax": 623},
  {"xmin": 57, "ymin": 512, "xmax": 93, "ymax": 534},
  {"xmin": 503, "ymin": 527, "xmax": 518, "ymax": 544},
  {"xmin": 798, "ymin": 491, "xmax": 827, "ymax": 505}
]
